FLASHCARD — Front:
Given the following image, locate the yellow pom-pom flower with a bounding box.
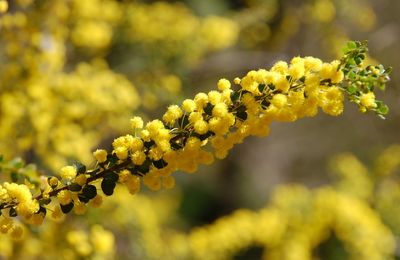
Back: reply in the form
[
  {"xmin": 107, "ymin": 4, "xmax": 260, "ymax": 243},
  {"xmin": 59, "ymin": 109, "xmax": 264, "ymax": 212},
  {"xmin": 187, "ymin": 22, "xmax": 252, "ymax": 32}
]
[
  {"xmin": 93, "ymin": 149, "xmax": 108, "ymax": 163},
  {"xmin": 360, "ymin": 92, "xmax": 377, "ymax": 109},
  {"xmin": 60, "ymin": 166, "xmax": 77, "ymax": 181},
  {"xmin": 130, "ymin": 116, "xmax": 144, "ymax": 129}
]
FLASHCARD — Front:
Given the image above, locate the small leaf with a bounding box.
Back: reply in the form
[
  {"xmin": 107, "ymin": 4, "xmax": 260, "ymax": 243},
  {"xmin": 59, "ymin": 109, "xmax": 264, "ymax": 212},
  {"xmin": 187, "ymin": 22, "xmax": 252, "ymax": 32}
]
[
  {"xmin": 73, "ymin": 161, "xmax": 86, "ymax": 175},
  {"xmin": 153, "ymin": 159, "xmax": 168, "ymax": 169},
  {"xmin": 376, "ymin": 102, "xmax": 389, "ymax": 115},
  {"xmin": 39, "ymin": 198, "xmax": 52, "ymax": 206},
  {"xmin": 347, "ymin": 85, "xmax": 358, "ymax": 95},
  {"xmin": 346, "ymin": 41, "xmax": 357, "ymax": 50},
  {"xmin": 106, "ymin": 153, "xmax": 119, "ymax": 165},
  {"xmin": 78, "ymin": 194, "xmax": 90, "ymax": 203},
  {"xmin": 261, "ymin": 99, "xmax": 270, "ymax": 109},
  {"xmin": 204, "ymin": 103, "xmax": 214, "ymax": 116},
  {"xmin": 9, "ymin": 208, "xmax": 17, "ymax": 217},
  {"xmin": 230, "ymin": 91, "xmax": 240, "ymax": 102},
  {"xmin": 137, "ymin": 159, "xmax": 152, "ymax": 175},
  {"xmin": 104, "ymin": 172, "xmax": 119, "ymax": 182},
  {"xmin": 384, "ymin": 67, "xmax": 392, "ymax": 74},
  {"xmin": 69, "ymin": 183, "xmax": 82, "ymax": 192},
  {"xmin": 144, "ymin": 140, "xmax": 155, "ymax": 149},
  {"xmin": 171, "ymin": 142, "xmax": 183, "ymax": 150},
  {"xmin": 60, "ymin": 202, "xmax": 74, "ymax": 214},
  {"xmin": 258, "ymin": 84, "xmax": 266, "ymax": 92},
  {"xmin": 101, "ymin": 178, "xmax": 116, "ymax": 196},
  {"xmin": 82, "ymin": 185, "xmax": 97, "ymax": 200},
  {"xmin": 37, "ymin": 206, "xmax": 47, "ymax": 216},
  {"xmin": 236, "ymin": 111, "xmax": 247, "ymax": 121},
  {"xmin": 192, "ymin": 131, "xmax": 215, "ymax": 141},
  {"xmin": 268, "ymin": 83, "xmax": 275, "ymax": 90},
  {"xmin": 11, "ymin": 172, "xmax": 19, "ymax": 182}
]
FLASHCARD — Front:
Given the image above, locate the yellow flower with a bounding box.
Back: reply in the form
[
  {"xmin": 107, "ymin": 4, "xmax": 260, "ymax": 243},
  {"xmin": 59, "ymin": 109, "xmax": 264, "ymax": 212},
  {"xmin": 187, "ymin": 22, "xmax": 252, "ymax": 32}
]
[
  {"xmin": 60, "ymin": 166, "xmax": 77, "ymax": 181},
  {"xmin": 0, "ymin": 0, "xmax": 8, "ymax": 13},
  {"xmin": 130, "ymin": 116, "xmax": 144, "ymax": 129},
  {"xmin": 57, "ymin": 190, "xmax": 72, "ymax": 205},
  {"xmin": 115, "ymin": 146, "xmax": 128, "ymax": 160},
  {"xmin": 360, "ymin": 92, "xmax": 377, "ymax": 109},
  {"xmin": 75, "ymin": 174, "xmax": 87, "ymax": 186},
  {"xmin": 194, "ymin": 120, "xmax": 209, "ymax": 135},
  {"xmin": 217, "ymin": 78, "xmax": 231, "ymax": 91},
  {"xmin": 131, "ymin": 151, "xmax": 147, "ymax": 165},
  {"xmin": 271, "ymin": 94, "xmax": 288, "ymax": 108},
  {"xmin": 163, "ymin": 105, "xmax": 183, "ymax": 125},
  {"xmin": 182, "ymin": 99, "xmax": 196, "ymax": 113},
  {"xmin": 212, "ymin": 103, "xmax": 228, "ymax": 117},
  {"xmin": 93, "ymin": 149, "xmax": 108, "ymax": 163}
]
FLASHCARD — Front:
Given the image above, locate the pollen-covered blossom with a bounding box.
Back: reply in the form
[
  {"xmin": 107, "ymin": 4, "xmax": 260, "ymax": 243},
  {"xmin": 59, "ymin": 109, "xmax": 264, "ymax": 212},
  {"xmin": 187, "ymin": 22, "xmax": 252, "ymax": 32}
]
[
  {"xmin": 93, "ymin": 149, "xmax": 108, "ymax": 163},
  {"xmin": 2, "ymin": 183, "xmax": 39, "ymax": 217},
  {"xmin": 130, "ymin": 116, "xmax": 144, "ymax": 129},
  {"xmin": 60, "ymin": 166, "xmax": 77, "ymax": 181},
  {"xmin": 360, "ymin": 92, "xmax": 377, "ymax": 109}
]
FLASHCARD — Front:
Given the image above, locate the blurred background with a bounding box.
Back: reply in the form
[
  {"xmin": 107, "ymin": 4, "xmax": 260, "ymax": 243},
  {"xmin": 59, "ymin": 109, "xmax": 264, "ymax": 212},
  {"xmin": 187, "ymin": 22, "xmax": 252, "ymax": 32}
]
[{"xmin": 0, "ymin": 0, "xmax": 399, "ymax": 259}]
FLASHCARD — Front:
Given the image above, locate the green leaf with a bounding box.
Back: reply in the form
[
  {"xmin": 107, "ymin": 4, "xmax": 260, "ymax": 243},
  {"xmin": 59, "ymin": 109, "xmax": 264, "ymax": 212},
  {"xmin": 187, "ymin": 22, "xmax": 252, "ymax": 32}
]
[
  {"xmin": 258, "ymin": 84, "xmax": 266, "ymax": 92},
  {"xmin": 378, "ymin": 82, "xmax": 386, "ymax": 91},
  {"xmin": 236, "ymin": 110, "xmax": 248, "ymax": 121},
  {"xmin": 101, "ymin": 178, "xmax": 116, "ymax": 196},
  {"xmin": 192, "ymin": 131, "xmax": 215, "ymax": 141},
  {"xmin": 204, "ymin": 103, "xmax": 214, "ymax": 116},
  {"xmin": 144, "ymin": 140, "xmax": 155, "ymax": 149},
  {"xmin": 153, "ymin": 159, "xmax": 168, "ymax": 169},
  {"xmin": 354, "ymin": 57, "xmax": 362, "ymax": 65},
  {"xmin": 137, "ymin": 158, "xmax": 152, "ymax": 175},
  {"xmin": 73, "ymin": 161, "xmax": 86, "ymax": 175},
  {"xmin": 60, "ymin": 202, "xmax": 74, "ymax": 214},
  {"xmin": 9, "ymin": 208, "xmax": 18, "ymax": 217},
  {"xmin": 69, "ymin": 183, "xmax": 82, "ymax": 192},
  {"xmin": 384, "ymin": 67, "xmax": 392, "ymax": 74},
  {"xmin": 261, "ymin": 99, "xmax": 271, "ymax": 109},
  {"xmin": 11, "ymin": 172, "xmax": 19, "ymax": 182},
  {"xmin": 346, "ymin": 41, "xmax": 357, "ymax": 50},
  {"xmin": 39, "ymin": 198, "xmax": 52, "ymax": 206},
  {"xmin": 235, "ymin": 105, "xmax": 248, "ymax": 121},
  {"xmin": 348, "ymin": 71, "xmax": 356, "ymax": 80},
  {"xmin": 106, "ymin": 153, "xmax": 119, "ymax": 165},
  {"xmin": 230, "ymin": 91, "xmax": 240, "ymax": 102},
  {"xmin": 37, "ymin": 206, "xmax": 47, "ymax": 216},
  {"xmin": 376, "ymin": 102, "xmax": 389, "ymax": 115},
  {"xmin": 82, "ymin": 185, "xmax": 97, "ymax": 200},
  {"xmin": 78, "ymin": 194, "xmax": 90, "ymax": 203},
  {"xmin": 347, "ymin": 85, "xmax": 358, "ymax": 95},
  {"xmin": 104, "ymin": 172, "xmax": 119, "ymax": 182}
]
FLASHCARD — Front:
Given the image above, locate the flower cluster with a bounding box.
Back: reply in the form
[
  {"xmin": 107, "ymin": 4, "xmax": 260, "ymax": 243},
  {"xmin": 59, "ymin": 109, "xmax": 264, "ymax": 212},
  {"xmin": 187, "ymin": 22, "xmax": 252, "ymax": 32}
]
[
  {"xmin": 0, "ymin": 42, "xmax": 391, "ymax": 238},
  {"xmin": 0, "ymin": 0, "xmax": 239, "ymax": 172},
  {"xmin": 181, "ymin": 186, "xmax": 394, "ymax": 260}
]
